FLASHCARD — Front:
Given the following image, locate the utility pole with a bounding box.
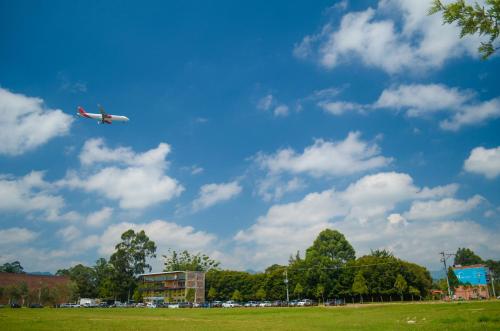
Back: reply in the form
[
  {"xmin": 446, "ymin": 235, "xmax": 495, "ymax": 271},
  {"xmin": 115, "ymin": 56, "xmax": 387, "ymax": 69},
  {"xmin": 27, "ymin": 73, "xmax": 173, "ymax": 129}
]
[
  {"xmin": 284, "ymin": 269, "xmax": 289, "ymax": 306},
  {"xmin": 440, "ymin": 251, "xmax": 455, "ymax": 300},
  {"xmin": 490, "ymin": 271, "xmax": 496, "ymax": 298}
]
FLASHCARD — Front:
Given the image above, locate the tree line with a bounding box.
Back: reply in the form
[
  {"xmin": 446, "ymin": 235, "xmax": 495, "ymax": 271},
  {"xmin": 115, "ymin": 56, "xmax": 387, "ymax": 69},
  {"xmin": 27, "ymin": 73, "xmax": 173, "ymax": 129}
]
[
  {"xmin": 2, "ymin": 228, "xmax": 497, "ymax": 305},
  {"xmin": 205, "ymin": 230, "xmax": 433, "ymax": 303}
]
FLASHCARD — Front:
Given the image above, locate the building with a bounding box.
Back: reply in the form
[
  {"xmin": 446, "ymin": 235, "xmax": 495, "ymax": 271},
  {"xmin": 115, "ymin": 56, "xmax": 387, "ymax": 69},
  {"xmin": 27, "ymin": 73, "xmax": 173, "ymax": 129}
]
[
  {"xmin": 452, "ymin": 264, "xmax": 491, "ymax": 300},
  {"xmin": 138, "ymin": 271, "xmax": 205, "ymax": 304},
  {"xmin": 0, "ymin": 272, "xmax": 71, "ymax": 305}
]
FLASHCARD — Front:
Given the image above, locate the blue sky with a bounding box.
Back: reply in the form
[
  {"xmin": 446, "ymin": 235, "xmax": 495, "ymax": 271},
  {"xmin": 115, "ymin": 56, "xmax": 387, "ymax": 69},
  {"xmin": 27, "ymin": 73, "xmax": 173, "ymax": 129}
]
[{"xmin": 0, "ymin": 0, "xmax": 499, "ymax": 273}]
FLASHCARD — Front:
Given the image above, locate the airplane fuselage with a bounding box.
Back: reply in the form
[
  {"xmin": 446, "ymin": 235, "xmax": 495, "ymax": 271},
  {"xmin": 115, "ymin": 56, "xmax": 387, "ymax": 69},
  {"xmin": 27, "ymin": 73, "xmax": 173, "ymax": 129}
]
[{"xmin": 77, "ymin": 106, "xmax": 129, "ymax": 124}]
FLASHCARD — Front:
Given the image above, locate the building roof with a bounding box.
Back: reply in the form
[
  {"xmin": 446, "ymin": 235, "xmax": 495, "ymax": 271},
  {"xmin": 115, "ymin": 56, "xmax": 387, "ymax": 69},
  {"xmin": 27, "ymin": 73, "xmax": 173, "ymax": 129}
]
[
  {"xmin": 138, "ymin": 271, "xmax": 204, "ymax": 277},
  {"xmin": 453, "ymin": 264, "xmax": 487, "ymax": 270}
]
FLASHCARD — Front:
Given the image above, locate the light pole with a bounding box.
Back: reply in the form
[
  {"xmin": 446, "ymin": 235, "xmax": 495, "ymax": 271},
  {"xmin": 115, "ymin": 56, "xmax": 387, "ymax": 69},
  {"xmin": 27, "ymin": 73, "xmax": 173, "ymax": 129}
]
[{"xmin": 284, "ymin": 269, "xmax": 289, "ymax": 306}]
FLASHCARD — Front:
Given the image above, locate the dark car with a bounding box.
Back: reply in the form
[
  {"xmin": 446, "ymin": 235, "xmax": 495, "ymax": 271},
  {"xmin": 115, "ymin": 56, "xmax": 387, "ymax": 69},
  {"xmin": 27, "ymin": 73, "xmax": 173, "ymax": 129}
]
[
  {"xmin": 29, "ymin": 303, "xmax": 43, "ymax": 308},
  {"xmin": 10, "ymin": 303, "xmax": 22, "ymax": 308}
]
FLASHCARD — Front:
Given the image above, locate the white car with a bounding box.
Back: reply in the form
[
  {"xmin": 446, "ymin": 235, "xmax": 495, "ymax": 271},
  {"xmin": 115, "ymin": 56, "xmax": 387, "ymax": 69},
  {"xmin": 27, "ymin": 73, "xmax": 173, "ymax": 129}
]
[
  {"xmin": 222, "ymin": 301, "xmax": 240, "ymax": 308},
  {"xmin": 297, "ymin": 299, "xmax": 313, "ymax": 306},
  {"xmin": 259, "ymin": 301, "xmax": 272, "ymax": 307}
]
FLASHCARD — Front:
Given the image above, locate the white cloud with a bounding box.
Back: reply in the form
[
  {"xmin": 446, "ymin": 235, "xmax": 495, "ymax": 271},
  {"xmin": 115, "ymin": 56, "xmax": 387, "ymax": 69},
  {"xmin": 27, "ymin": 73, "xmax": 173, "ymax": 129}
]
[
  {"xmin": 387, "ymin": 213, "xmax": 406, "ymax": 226},
  {"xmin": 0, "ymin": 227, "xmax": 38, "ymax": 246},
  {"xmin": 464, "ymin": 146, "xmax": 500, "ymax": 179},
  {"xmin": 192, "ymin": 181, "xmax": 242, "ymax": 211},
  {"xmin": 317, "ymin": 101, "xmax": 363, "ymax": 115},
  {"xmin": 256, "ymin": 131, "xmax": 391, "ymax": 178},
  {"xmin": 375, "ymin": 84, "xmax": 472, "ymax": 117},
  {"xmin": 83, "ymin": 220, "xmax": 218, "ymax": 271},
  {"xmin": 404, "ymin": 195, "xmax": 483, "ymax": 221},
  {"xmin": 0, "ymin": 171, "xmax": 72, "ymax": 221},
  {"xmin": 329, "ymin": 84, "xmax": 499, "ymax": 131},
  {"xmin": 274, "ymin": 105, "xmax": 289, "ymax": 117},
  {"xmin": 57, "ymin": 225, "xmax": 81, "ymax": 242},
  {"xmin": 86, "ymin": 207, "xmax": 113, "ymax": 227},
  {"xmin": 0, "ymin": 87, "xmax": 73, "ymax": 155},
  {"xmin": 61, "ymin": 139, "xmax": 184, "ymax": 209},
  {"xmin": 257, "ymin": 94, "xmax": 274, "ymax": 111},
  {"xmin": 234, "ymin": 171, "xmax": 486, "ymax": 270},
  {"xmin": 440, "ymin": 98, "xmax": 500, "ymax": 131},
  {"xmin": 256, "ymin": 176, "xmax": 305, "ymax": 202},
  {"xmin": 294, "ymin": 0, "xmax": 481, "ymax": 73}
]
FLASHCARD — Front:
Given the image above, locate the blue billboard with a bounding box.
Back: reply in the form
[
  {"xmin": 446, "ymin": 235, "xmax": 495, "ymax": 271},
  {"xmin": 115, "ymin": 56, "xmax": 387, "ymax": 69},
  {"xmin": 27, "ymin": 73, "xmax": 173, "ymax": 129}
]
[{"xmin": 453, "ymin": 266, "xmax": 488, "ymax": 285}]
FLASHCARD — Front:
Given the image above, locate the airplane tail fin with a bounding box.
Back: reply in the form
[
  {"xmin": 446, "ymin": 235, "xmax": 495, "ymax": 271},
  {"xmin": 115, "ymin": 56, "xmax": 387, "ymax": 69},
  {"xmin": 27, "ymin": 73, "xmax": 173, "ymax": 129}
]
[{"xmin": 77, "ymin": 106, "xmax": 91, "ymax": 118}]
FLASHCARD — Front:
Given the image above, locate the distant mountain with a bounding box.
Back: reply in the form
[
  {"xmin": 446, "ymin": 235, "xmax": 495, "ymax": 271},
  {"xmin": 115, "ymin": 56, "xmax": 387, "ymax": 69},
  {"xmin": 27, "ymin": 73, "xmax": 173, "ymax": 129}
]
[{"xmin": 28, "ymin": 271, "xmax": 53, "ymax": 276}]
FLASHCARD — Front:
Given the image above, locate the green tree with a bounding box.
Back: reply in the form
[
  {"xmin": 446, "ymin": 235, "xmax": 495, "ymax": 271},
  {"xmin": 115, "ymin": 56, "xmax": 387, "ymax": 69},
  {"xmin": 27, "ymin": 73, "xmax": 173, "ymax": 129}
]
[
  {"xmin": 256, "ymin": 287, "xmax": 266, "ymax": 301},
  {"xmin": 293, "ymin": 283, "xmax": 304, "ymax": 299},
  {"xmin": 408, "ymin": 286, "xmax": 420, "ymax": 301},
  {"xmin": 132, "ymin": 288, "xmax": 142, "ymax": 303},
  {"xmin": 58, "ymin": 264, "xmax": 97, "ymax": 299},
  {"xmin": 315, "ymin": 284, "xmax": 325, "ymax": 304},
  {"xmin": 6, "ymin": 284, "xmax": 21, "ymax": 304},
  {"xmin": 306, "ymin": 229, "xmax": 356, "ymax": 264},
  {"xmin": 109, "ymin": 229, "xmax": 157, "ymax": 301},
  {"xmin": 0, "ymin": 261, "xmax": 24, "ymax": 273},
  {"xmin": 303, "ymin": 229, "xmax": 356, "ymax": 301},
  {"xmin": 186, "ymin": 288, "xmax": 196, "ymax": 303},
  {"xmin": 19, "ymin": 282, "xmax": 29, "ymax": 306},
  {"xmin": 429, "ymin": 0, "xmax": 500, "ymax": 59},
  {"xmin": 163, "ymin": 249, "xmax": 220, "ymax": 272},
  {"xmin": 448, "ymin": 266, "xmax": 460, "ymax": 289},
  {"xmin": 394, "ymin": 274, "xmax": 408, "ymax": 301},
  {"xmin": 93, "ymin": 258, "xmax": 115, "ymax": 299},
  {"xmin": 207, "ymin": 287, "xmax": 217, "ymax": 301},
  {"xmin": 454, "ymin": 247, "xmax": 483, "ymax": 266},
  {"xmin": 352, "ymin": 271, "xmax": 368, "ymax": 303},
  {"xmin": 231, "ymin": 289, "xmax": 243, "ymax": 302}
]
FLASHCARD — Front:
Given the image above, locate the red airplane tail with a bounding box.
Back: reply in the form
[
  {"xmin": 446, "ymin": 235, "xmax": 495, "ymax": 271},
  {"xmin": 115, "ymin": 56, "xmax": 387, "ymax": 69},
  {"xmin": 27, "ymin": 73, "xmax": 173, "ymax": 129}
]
[{"xmin": 78, "ymin": 106, "xmax": 90, "ymax": 118}]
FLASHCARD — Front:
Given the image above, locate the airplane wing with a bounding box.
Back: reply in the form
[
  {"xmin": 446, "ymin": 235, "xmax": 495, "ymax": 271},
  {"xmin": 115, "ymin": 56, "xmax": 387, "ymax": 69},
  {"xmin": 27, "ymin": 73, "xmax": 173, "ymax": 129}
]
[
  {"xmin": 98, "ymin": 104, "xmax": 107, "ymax": 116},
  {"xmin": 98, "ymin": 104, "xmax": 112, "ymax": 123}
]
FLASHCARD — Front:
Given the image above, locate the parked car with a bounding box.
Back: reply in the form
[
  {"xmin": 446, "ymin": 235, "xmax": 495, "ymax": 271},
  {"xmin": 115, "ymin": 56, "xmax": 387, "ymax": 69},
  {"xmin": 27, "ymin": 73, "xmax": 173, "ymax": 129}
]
[
  {"xmin": 211, "ymin": 301, "xmax": 223, "ymax": 308},
  {"xmin": 259, "ymin": 301, "xmax": 272, "ymax": 307},
  {"xmin": 29, "ymin": 303, "xmax": 43, "ymax": 308},
  {"xmin": 289, "ymin": 300, "xmax": 299, "ymax": 307},
  {"xmin": 297, "ymin": 299, "xmax": 313, "ymax": 306},
  {"xmin": 146, "ymin": 302, "xmax": 157, "ymax": 308},
  {"xmin": 222, "ymin": 300, "xmax": 240, "ymax": 308},
  {"xmin": 10, "ymin": 303, "xmax": 21, "ymax": 308},
  {"xmin": 325, "ymin": 299, "xmax": 345, "ymax": 306},
  {"xmin": 168, "ymin": 303, "xmax": 180, "ymax": 309},
  {"xmin": 244, "ymin": 301, "xmax": 259, "ymax": 307}
]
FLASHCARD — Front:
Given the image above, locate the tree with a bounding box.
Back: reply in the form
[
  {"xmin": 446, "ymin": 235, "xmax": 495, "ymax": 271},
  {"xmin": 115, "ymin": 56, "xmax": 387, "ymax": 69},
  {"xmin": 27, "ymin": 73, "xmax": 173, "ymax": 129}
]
[
  {"xmin": 454, "ymin": 247, "xmax": 483, "ymax": 266},
  {"xmin": 315, "ymin": 284, "xmax": 325, "ymax": 304},
  {"xmin": 19, "ymin": 282, "xmax": 29, "ymax": 306},
  {"xmin": 58, "ymin": 264, "xmax": 97, "ymax": 299},
  {"xmin": 394, "ymin": 274, "xmax": 408, "ymax": 301},
  {"xmin": 306, "ymin": 229, "xmax": 356, "ymax": 264},
  {"xmin": 186, "ymin": 288, "xmax": 196, "ymax": 303},
  {"xmin": 109, "ymin": 229, "xmax": 157, "ymax": 301},
  {"xmin": 207, "ymin": 287, "xmax": 217, "ymax": 301},
  {"xmin": 6, "ymin": 284, "xmax": 20, "ymax": 304},
  {"xmin": 163, "ymin": 249, "xmax": 220, "ymax": 272},
  {"xmin": 0, "ymin": 261, "xmax": 25, "ymax": 273},
  {"xmin": 293, "ymin": 283, "xmax": 304, "ymax": 299},
  {"xmin": 352, "ymin": 271, "xmax": 368, "ymax": 303},
  {"xmin": 93, "ymin": 258, "xmax": 115, "ymax": 299},
  {"xmin": 448, "ymin": 266, "xmax": 460, "ymax": 289},
  {"xmin": 256, "ymin": 287, "xmax": 266, "ymax": 301},
  {"xmin": 429, "ymin": 0, "xmax": 500, "ymax": 59},
  {"xmin": 408, "ymin": 286, "xmax": 420, "ymax": 301},
  {"xmin": 231, "ymin": 289, "xmax": 243, "ymax": 302}
]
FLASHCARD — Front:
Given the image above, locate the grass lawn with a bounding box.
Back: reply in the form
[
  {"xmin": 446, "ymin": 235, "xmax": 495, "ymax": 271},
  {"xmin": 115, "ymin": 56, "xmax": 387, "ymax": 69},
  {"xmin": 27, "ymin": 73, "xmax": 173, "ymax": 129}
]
[{"xmin": 1, "ymin": 301, "xmax": 499, "ymax": 331}]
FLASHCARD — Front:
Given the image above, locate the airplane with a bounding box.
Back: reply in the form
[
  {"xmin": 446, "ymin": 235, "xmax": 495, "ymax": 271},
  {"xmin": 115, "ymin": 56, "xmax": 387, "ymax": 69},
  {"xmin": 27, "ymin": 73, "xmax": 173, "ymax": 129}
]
[{"xmin": 77, "ymin": 105, "xmax": 130, "ymax": 124}]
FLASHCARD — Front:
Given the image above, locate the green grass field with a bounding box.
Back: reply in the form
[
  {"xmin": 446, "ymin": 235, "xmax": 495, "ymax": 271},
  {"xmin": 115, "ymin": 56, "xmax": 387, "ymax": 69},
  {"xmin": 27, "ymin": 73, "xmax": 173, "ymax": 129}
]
[{"xmin": 1, "ymin": 301, "xmax": 499, "ymax": 331}]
